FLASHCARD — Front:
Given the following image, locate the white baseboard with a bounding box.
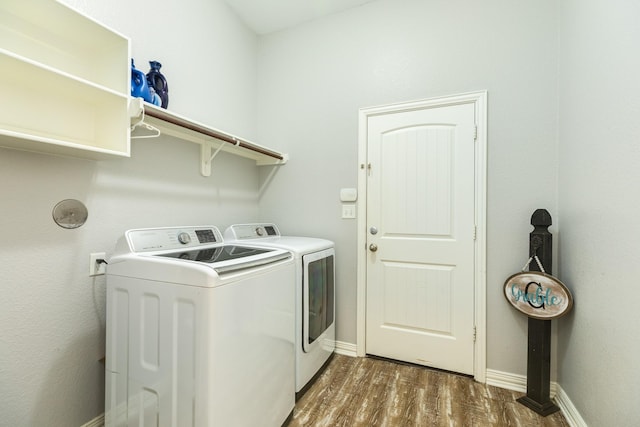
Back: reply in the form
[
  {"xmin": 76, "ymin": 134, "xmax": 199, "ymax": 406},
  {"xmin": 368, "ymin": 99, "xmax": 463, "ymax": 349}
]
[
  {"xmin": 555, "ymin": 384, "xmax": 588, "ymax": 427},
  {"xmin": 486, "ymin": 368, "xmax": 529, "ymax": 393},
  {"xmin": 80, "ymin": 413, "xmax": 104, "ymax": 427},
  {"xmin": 485, "ymin": 369, "xmax": 588, "ymax": 427},
  {"xmin": 485, "ymin": 368, "xmax": 557, "ymax": 397},
  {"xmin": 334, "ymin": 340, "xmax": 357, "ymax": 357}
]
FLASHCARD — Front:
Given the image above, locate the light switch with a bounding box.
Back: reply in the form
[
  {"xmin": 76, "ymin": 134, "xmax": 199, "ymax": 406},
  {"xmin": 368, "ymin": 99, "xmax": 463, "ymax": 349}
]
[{"xmin": 342, "ymin": 204, "xmax": 356, "ymax": 219}]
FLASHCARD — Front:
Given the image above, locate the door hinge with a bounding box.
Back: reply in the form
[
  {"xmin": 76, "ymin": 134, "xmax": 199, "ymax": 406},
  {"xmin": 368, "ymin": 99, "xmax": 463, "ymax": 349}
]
[
  {"xmin": 474, "ymin": 125, "xmax": 478, "ymax": 141},
  {"xmin": 473, "ymin": 326, "xmax": 477, "ymax": 342},
  {"xmin": 473, "ymin": 226, "xmax": 477, "ymax": 241}
]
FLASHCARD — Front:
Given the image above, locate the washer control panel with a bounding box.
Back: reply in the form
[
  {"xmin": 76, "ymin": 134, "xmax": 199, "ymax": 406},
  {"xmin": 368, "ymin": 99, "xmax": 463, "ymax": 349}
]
[{"xmin": 126, "ymin": 226, "xmax": 223, "ymax": 252}]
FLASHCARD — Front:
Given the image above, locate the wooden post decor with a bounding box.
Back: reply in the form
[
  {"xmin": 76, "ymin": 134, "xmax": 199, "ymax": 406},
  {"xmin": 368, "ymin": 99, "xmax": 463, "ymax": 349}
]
[{"xmin": 507, "ymin": 209, "xmax": 571, "ymax": 416}]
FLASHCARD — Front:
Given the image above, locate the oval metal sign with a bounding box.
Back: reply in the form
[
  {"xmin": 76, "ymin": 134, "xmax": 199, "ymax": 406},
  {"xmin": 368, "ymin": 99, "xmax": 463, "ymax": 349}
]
[{"xmin": 503, "ymin": 271, "xmax": 573, "ymax": 320}]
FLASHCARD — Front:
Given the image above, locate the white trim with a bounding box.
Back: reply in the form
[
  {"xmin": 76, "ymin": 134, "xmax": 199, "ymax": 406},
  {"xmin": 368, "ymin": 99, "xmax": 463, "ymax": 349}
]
[
  {"xmin": 485, "ymin": 369, "xmax": 529, "ymax": 394},
  {"xmin": 486, "ymin": 370, "xmax": 587, "ymax": 427},
  {"xmin": 555, "ymin": 384, "xmax": 589, "ymax": 427},
  {"xmin": 80, "ymin": 413, "xmax": 104, "ymax": 427},
  {"xmin": 334, "ymin": 340, "xmax": 358, "ymax": 357},
  {"xmin": 356, "ymin": 91, "xmax": 488, "ymax": 383},
  {"xmin": 485, "ymin": 368, "xmax": 557, "ymax": 397}
]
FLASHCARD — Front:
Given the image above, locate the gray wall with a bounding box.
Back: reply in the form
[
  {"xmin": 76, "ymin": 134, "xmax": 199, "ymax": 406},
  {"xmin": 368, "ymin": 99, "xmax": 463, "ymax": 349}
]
[
  {"xmin": 256, "ymin": 0, "xmax": 559, "ymax": 376},
  {"xmin": 0, "ymin": 0, "xmax": 261, "ymax": 425},
  {"xmin": 557, "ymin": 0, "xmax": 640, "ymax": 424}
]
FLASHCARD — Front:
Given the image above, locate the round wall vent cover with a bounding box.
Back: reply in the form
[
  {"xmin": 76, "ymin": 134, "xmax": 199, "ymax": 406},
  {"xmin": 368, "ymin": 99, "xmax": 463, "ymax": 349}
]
[{"xmin": 52, "ymin": 199, "xmax": 88, "ymax": 229}]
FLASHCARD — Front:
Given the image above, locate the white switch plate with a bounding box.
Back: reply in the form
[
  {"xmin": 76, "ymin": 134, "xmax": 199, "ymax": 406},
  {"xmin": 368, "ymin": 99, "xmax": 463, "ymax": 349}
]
[
  {"xmin": 89, "ymin": 252, "xmax": 106, "ymax": 276},
  {"xmin": 342, "ymin": 204, "xmax": 356, "ymax": 219}
]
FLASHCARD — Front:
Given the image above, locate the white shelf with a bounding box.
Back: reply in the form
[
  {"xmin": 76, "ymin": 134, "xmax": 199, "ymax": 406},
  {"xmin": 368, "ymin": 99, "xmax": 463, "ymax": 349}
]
[
  {"xmin": 130, "ymin": 100, "xmax": 288, "ymax": 176},
  {"xmin": 0, "ymin": 0, "xmax": 130, "ymax": 159},
  {"xmin": 0, "ymin": 0, "xmax": 285, "ymax": 171},
  {"xmin": 0, "ymin": 0, "xmax": 128, "ymax": 92}
]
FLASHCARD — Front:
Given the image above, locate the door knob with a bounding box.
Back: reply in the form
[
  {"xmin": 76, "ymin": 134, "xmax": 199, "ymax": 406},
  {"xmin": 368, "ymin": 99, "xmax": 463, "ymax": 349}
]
[{"xmin": 369, "ymin": 243, "xmax": 378, "ymax": 252}]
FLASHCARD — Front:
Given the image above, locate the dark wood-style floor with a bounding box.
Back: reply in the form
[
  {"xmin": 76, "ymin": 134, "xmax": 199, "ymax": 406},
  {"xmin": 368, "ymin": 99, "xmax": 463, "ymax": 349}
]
[{"xmin": 287, "ymin": 354, "xmax": 570, "ymax": 427}]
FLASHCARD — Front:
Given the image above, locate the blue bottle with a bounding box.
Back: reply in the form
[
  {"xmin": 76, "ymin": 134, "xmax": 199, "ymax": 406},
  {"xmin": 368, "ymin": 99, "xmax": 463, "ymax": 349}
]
[
  {"xmin": 146, "ymin": 61, "xmax": 169, "ymax": 109},
  {"xmin": 131, "ymin": 59, "xmax": 152, "ymax": 103}
]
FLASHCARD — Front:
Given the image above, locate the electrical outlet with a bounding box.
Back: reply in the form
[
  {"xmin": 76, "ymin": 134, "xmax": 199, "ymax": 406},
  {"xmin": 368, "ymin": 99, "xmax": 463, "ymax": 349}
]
[{"xmin": 90, "ymin": 252, "xmax": 107, "ymax": 276}]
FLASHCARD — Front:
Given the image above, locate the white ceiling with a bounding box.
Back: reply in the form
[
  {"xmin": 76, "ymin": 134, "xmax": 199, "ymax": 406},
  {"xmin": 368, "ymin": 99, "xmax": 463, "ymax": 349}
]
[{"xmin": 223, "ymin": 0, "xmax": 377, "ymax": 35}]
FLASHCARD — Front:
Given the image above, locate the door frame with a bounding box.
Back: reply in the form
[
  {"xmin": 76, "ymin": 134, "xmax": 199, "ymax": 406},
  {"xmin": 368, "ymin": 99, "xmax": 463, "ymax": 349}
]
[{"xmin": 356, "ymin": 91, "xmax": 487, "ymax": 382}]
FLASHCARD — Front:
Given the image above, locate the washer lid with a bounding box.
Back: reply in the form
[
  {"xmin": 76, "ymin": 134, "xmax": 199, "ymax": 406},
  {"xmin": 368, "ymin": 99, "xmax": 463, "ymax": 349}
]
[
  {"xmin": 112, "ymin": 226, "xmax": 293, "ymax": 275},
  {"xmin": 155, "ymin": 245, "xmax": 291, "ymax": 274},
  {"xmin": 157, "ymin": 245, "xmax": 270, "ymax": 263}
]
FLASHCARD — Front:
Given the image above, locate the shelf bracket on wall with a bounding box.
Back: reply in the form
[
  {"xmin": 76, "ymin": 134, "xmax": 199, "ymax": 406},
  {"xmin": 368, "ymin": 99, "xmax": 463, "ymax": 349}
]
[{"xmin": 201, "ymin": 138, "xmax": 241, "ymax": 177}]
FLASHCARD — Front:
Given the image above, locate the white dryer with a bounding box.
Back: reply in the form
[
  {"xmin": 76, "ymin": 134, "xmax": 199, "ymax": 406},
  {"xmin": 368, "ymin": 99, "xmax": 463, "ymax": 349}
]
[
  {"xmin": 105, "ymin": 226, "xmax": 295, "ymax": 427},
  {"xmin": 224, "ymin": 223, "xmax": 335, "ymax": 398}
]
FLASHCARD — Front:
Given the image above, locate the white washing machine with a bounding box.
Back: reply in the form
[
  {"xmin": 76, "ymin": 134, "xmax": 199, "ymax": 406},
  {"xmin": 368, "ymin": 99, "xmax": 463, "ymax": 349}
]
[
  {"xmin": 224, "ymin": 223, "xmax": 335, "ymax": 398},
  {"xmin": 105, "ymin": 225, "xmax": 295, "ymax": 427}
]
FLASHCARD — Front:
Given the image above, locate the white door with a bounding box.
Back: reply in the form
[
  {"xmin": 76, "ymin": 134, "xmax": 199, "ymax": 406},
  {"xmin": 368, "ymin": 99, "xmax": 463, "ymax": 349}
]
[{"xmin": 365, "ymin": 101, "xmax": 476, "ymax": 375}]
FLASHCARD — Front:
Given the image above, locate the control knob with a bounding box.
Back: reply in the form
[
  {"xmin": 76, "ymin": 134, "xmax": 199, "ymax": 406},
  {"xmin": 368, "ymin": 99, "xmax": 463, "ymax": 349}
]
[{"xmin": 178, "ymin": 232, "xmax": 191, "ymax": 244}]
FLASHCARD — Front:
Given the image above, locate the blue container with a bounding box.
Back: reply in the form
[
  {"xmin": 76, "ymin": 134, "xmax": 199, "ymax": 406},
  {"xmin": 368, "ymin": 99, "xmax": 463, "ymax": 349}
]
[
  {"xmin": 146, "ymin": 61, "xmax": 169, "ymax": 109},
  {"xmin": 131, "ymin": 59, "xmax": 152, "ymax": 103}
]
